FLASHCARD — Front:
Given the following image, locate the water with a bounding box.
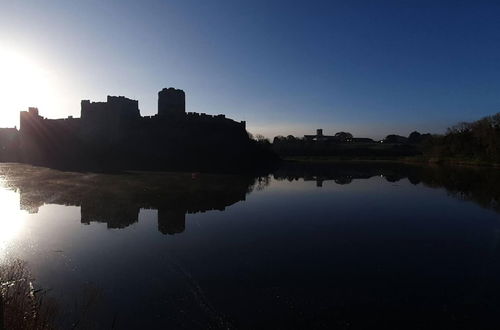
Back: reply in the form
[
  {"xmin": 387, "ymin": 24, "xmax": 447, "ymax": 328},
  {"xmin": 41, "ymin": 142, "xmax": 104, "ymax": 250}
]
[{"xmin": 0, "ymin": 162, "xmax": 499, "ymax": 329}]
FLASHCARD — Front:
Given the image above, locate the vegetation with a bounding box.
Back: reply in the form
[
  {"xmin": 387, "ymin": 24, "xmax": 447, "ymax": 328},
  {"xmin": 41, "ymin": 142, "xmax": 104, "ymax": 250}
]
[
  {"xmin": 271, "ymin": 134, "xmax": 422, "ymax": 158},
  {"xmin": 422, "ymin": 112, "xmax": 500, "ymax": 164},
  {"xmin": 0, "ymin": 260, "xmax": 57, "ymax": 330},
  {"xmin": 269, "ymin": 113, "xmax": 500, "ymax": 166},
  {"xmin": 0, "ymin": 259, "xmax": 108, "ymax": 329}
]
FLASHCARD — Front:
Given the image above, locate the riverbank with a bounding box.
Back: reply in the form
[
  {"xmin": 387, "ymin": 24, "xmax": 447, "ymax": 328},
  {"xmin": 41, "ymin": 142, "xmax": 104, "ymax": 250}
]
[{"xmin": 0, "ymin": 260, "xmax": 56, "ymax": 330}]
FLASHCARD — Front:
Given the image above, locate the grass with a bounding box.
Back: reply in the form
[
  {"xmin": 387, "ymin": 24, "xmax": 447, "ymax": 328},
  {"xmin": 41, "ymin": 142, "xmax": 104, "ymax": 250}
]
[{"xmin": 0, "ymin": 259, "xmax": 57, "ymax": 330}]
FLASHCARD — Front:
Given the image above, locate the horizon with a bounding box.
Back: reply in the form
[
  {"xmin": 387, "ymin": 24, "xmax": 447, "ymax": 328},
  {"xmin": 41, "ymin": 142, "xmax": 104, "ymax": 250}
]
[
  {"xmin": 1, "ymin": 1, "xmax": 499, "ymax": 140},
  {"xmin": 9, "ymin": 89, "xmax": 443, "ymax": 141}
]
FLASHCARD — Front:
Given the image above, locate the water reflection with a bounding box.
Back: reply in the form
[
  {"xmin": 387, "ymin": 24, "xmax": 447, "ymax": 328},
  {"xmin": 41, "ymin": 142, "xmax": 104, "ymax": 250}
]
[
  {"xmin": 275, "ymin": 161, "xmax": 500, "ymax": 213},
  {"xmin": 0, "ymin": 162, "xmax": 498, "ymax": 239},
  {"xmin": 0, "ymin": 189, "xmax": 26, "ymax": 261},
  {"xmin": 0, "ymin": 165, "xmax": 258, "ymax": 235},
  {"xmin": 0, "ymin": 163, "xmax": 499, "ymax": 329}
]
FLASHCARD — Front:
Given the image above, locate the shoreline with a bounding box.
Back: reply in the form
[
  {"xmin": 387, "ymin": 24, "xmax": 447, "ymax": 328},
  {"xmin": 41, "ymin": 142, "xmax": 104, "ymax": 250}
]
[{"xmin": 282, "ymin": 156, "xmax": 500, "ymax": 169}]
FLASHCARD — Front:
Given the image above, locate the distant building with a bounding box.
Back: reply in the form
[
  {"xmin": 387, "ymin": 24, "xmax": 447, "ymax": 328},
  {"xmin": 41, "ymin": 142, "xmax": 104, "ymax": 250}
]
[
  {"xmin": 304, "ymin": 129, "xmax": 374, "ymax": 143},
  {"xmin": 304, "ymin": 129, "xmax": 337, "ymax": 142}
]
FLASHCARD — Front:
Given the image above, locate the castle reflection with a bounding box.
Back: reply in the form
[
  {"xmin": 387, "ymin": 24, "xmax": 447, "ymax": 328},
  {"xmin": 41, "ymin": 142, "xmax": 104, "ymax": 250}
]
[
  {"xmin": 0, "ymin": 165, "xmax": 257, "ymax": 234},
  {"xmin": 1, "ymin": 161, "xmax": 498, "ymax": 237}
]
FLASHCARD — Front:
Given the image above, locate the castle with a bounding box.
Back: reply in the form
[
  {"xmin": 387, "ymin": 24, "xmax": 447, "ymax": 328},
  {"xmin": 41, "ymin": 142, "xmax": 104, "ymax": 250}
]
[
  {"xmin": 20, "ymin": 87, "xmax": 246, "ymax": 142},
  {"xmin": 11, "ymin": 88, "xmax": 265, "ymax": 171}
]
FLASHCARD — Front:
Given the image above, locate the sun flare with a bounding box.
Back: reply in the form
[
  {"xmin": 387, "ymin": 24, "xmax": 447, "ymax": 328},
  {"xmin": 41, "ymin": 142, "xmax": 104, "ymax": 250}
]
[
  {"xmin": 0, "ymin": 48, "xmax": 57, "ymax": 128},
  {"xmin": 0, "ymin": 187, "xmax": 26, "ymax": 261}
]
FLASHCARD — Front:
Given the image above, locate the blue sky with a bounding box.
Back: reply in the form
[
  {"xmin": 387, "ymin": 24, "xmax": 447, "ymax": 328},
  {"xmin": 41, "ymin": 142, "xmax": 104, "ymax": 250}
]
[{"xmin": 0, "ymin": 0, "xmax": 499, "ymax": 139}]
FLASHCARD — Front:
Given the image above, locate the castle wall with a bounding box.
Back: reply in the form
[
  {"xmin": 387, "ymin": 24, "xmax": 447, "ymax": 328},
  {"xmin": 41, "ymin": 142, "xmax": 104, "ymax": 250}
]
[
  {"xmin": 15, "ymin": 88, "xmax": 258, "ymax": 170},
  {"xmin": 81, "ymin": 96, "xmax": 140, "ymax": 121}
]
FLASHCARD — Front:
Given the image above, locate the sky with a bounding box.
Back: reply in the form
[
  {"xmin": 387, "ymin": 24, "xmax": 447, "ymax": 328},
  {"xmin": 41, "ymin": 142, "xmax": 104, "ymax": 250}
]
[{"xmin": 0, "ymin": 0, "xmax": 499, "ymax": 139}]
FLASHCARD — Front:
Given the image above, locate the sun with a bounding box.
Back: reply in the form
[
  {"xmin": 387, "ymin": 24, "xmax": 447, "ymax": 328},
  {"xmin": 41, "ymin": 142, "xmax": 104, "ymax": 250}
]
[{"xmin": 0, "ymin": 48, "xmax": 57, "ymax": 128}]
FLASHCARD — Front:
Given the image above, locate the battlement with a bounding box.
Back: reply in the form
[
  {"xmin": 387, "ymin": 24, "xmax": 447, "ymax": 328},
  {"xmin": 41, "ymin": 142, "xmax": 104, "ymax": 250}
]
[
  {"xmin": 186, "ymin": 112, "xmax": 225, "ymax": 119},
  {"xmin": 107, "ymin": 95, "xmax": 139, "ymax": 108},
  {"xmin": 185, "ymin": 112, "xmax": 246, "ymax": 128},
  {"xmin": 19, "ymin": 107, "xmax": 42, "ymax": 132},
  {"xmin": 28, "ymin": 107, "xmax": 39, "ymax": 116},
  {"xmin": 81, "ymin": 95, "xmax": 140, "ymax": 121}
]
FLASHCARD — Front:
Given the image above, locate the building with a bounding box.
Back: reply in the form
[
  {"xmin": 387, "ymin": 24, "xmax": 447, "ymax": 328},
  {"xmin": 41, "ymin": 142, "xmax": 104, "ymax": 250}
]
[
  {"xmin": 304, "ymin": 129, "xmax": 374, "ymax": 143},
  {"xmin": 304, "ymin": 129, "xmax": 338, "ymax": 142},
  {"xmin": 81, "ymin": 96, "xmax": 140, "ymax": 122},
  {"xmin": 15, "ymin": 88, "xmax": 254, "ymax": 170}
]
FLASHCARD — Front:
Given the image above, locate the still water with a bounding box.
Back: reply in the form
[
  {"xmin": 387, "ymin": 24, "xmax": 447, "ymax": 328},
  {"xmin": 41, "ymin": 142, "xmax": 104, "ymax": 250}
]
[{"xmin": 0, "ymin": 162, "xmax": 499, "ymax": 329}]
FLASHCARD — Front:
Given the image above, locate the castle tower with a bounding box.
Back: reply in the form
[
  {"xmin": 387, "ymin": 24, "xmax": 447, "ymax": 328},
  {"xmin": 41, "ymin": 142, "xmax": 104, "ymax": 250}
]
[
  {"xmin": 158, "ymin": 88, "xmax": 185, "ymax": 117},
  {"xmin": 19, "ymin": 107, "xmax": 41, "ymax": 133}
]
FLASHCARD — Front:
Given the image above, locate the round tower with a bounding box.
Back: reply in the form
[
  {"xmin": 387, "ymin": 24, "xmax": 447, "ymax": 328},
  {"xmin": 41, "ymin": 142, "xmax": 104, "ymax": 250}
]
[{"xmin": 158, "ymin": 88, "xmax": 185, "ymax": 117}]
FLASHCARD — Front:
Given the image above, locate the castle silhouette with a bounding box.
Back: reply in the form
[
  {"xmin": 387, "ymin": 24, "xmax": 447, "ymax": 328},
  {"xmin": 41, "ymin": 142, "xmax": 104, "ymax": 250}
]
[
  {"xmin": 12, "ymin": 88, "xmax": 272, "ymax": 171},
  {"xmin": 5, "ymin": 164, "xmax": 254, "ymax": 235}
]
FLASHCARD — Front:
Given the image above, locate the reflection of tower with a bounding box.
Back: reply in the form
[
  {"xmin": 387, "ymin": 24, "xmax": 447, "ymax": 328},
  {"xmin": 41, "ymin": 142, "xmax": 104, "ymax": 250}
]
[
  {"xmin": 80, "ymin": 202, "xmax": 140, "ymax": 229},
  {"xmin": 158, "ymin": 209, "xmax": 186, "ymax": 235},
  {"xmin": 19, "ymin": 188, "xmax": 41, "ymax": 214},
  {"xmin": 158, "ymin": 88, "xmax": 185, "ymax": 117},
  {"xmin": 19, "ymin": 108, "xmax": 43, "ymax": 161}
]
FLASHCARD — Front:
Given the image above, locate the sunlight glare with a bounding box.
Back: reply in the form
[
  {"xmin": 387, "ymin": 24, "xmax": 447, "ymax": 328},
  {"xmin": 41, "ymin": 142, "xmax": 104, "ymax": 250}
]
[
  {"xmin": 0, "ymin": 48, "xmax": 58, "ymax": 128},
  {"xmin": 0, "ymin": 186, "xmax": 26, "ymax": 261}
]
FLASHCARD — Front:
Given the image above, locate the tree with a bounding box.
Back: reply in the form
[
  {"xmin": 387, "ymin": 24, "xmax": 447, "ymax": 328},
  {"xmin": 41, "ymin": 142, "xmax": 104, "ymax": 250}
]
[
  {"xmin": 383, "ymin": 134, "xmax": 408, "ymax": 144},
  {"xmin": 422, "ymin": 112, "xmax": 500, "ymax": 162},
  {"xmin": 273, "ymin": 135, "xmax": 285, "ymax": 144},
  {"xmin": 254, "ymin": 134, "xmax": 270, "ymax": 143},
  {"xmin": 408, "ymin": 131, "xmax": 422, "ymax": 144},
  {"xmin": 334, "ymin": 132, "xmax": 353, "ymax": 142}
]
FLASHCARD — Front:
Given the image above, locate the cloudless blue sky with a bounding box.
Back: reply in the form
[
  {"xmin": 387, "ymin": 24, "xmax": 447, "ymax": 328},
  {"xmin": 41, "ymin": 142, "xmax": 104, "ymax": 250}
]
[{"xmin": 1, "ymin": 0, "xmax": 499, "ymax": 138}]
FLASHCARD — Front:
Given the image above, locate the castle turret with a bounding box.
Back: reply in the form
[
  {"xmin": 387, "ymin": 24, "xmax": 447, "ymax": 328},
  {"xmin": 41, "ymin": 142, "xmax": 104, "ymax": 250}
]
[
  {"xmin": 20, "ymin": 107, "xmax": 41, "ymax": 133},
  {"xmin": 158, "ymin": 88, "xmax": 185, "ymax": 117}
]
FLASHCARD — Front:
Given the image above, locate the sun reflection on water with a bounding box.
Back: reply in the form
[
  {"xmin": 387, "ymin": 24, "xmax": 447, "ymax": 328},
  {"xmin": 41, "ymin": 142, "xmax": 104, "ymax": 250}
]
[{"xmin": 0, "ymin": 186, "xmax": 26, "ymax": 261}]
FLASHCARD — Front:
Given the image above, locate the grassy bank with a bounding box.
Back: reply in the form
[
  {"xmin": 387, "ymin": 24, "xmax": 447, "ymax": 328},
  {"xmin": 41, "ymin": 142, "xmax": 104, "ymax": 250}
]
[{"xmin": 0, "ymin": 260, "xmax": 56, "ymax": 330}]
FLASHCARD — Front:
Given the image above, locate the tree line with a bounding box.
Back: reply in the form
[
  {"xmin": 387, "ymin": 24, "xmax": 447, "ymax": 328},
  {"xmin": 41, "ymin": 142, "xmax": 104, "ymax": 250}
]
[
  {"xmin": 422, "ymin": 112, "xmax": 500, "ymax": 163},
  {"xmin": 250, "ymin": 112, "xmax": 500, "ymax": 163}
]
